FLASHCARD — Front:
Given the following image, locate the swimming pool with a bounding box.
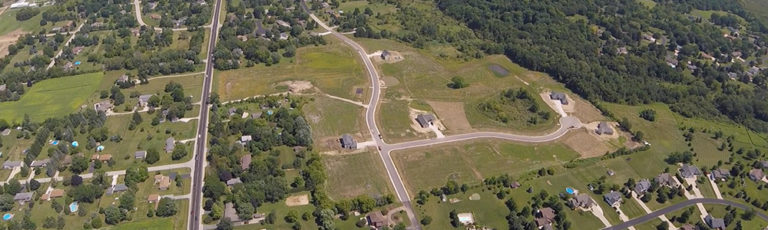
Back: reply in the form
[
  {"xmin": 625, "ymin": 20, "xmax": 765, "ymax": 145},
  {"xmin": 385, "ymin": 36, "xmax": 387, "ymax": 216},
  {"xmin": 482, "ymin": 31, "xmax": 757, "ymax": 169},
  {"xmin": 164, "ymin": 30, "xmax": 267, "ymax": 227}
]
[
  {"xmin": 51, "ymin": 140, "xmax": 59, "ymax": 145},
  {"xmin": 565, "ymin": 187, "xmax": 575, "ymax": 195},
  {"xmin": 69, "ymin": 202, "xmax": 78, "ymax": 213},
  {"xmin": 96, "ymin": 145, "xmax": 104, "ymax": 151},
  {"xmin": 2, "ymin": 213, "xmax": 12, "ymax": 221},
  {"xmin": 71, "ymin": 141, "xmax": 79, "ymax": 147},
  {"xmin": 74, "ymin": 61, "xmax": 81, "ymax": 65}
]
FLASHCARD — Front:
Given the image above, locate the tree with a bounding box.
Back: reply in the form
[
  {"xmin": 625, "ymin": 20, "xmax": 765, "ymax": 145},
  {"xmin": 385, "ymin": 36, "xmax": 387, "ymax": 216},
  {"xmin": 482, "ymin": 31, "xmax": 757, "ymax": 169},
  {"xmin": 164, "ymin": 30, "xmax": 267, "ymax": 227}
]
[
  {"xmin": 124, "ymin": 165, "xmax": 148, "ymax": 187},
  {"xmin": 172, "ymin": 145, "xmax": 188, "ymax": 160},
  {"xmin": 317, "ymin": 209, "xmax": 335, "ymax": 230},
  {"xmin": 28, "ymin": 179, "xmax": 40, "ymax": 191},
  {"xmin": 5, "ymin": 179, "xmax": 21, "ymax": 195},
  {"xmin": 43, "ymin": 217, "xmax": 56, "ymax": 229},
  {"xmin": 104, "ymin": 206, "xmax": 125, "ymax": 225},
  {"xmin": 90, "ymin": 217, "xmax": 103, "ymax": 229},
  {"xmin": 285, "ymin": 210, "xmax": 298, "ymax": 223},
  {"xmin": 21, "ymin": 214, "xmax": 35, "ymax": 230},
  {"xmin": 70, "ymin": 184, "xmax": 104, "ymax": 203},
  {"xmin": 216, "ymin": 218, "xmax": 233, "ymax": 230},
  {"xmin": 145, "ymin": 148, "xmax": 160, "ymax": 164},
  {"xmin": 156, "ymin": 198, "xmax": 178, "ymax": 217},
  {"xmin": 119, "ymin": 192, "xmax": 135, "ymax": 211},
  {"xmin": 421, "ymin": 215, "xmax": 432, "ymax": 225},
  {"xmin": 639, "ymin": 109, "xmax": 657, "ymax": 121},
  {"xmin": 71, "ymin": 175, "xmax": 83, "ymax": 186},
  {"xmin": 70, "ymin": 156, "xmax": 89, "ymax": 174},
  {"xmin": 448, "ymin": 76, "xmax": 469, "ymax": 89},
  {"xmin": 0, "ymin": 194, "xmax": 14, "ymax": 211}
]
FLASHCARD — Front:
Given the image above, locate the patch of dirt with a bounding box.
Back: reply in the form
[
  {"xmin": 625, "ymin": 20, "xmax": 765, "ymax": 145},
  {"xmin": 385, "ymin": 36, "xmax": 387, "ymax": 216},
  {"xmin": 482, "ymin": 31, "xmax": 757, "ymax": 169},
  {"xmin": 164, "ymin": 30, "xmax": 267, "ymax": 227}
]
[
  {"xmin": 582, "ymin": 121, "xmax": 620, "ymax": 140},
  {"xmin": 0, "ymin": 29, "xmax": 26, "ymax": 57},
  {"xmin": 285, "ymin": 194, "xmax": 309, "ymax": 206},
  {"xmin": 560, "ymin": 128, "xmax": 612, "ymax": 158},
  {"xmin": 426, "ymin": 101, "xmax": 472, "ymax": 131},
  {"xmin": 569, "ymin": 96, "xmax": 605, "ymax": 123},
  {"xmin": 278, "ymin": 80, "xmax": 314, "ymax": 93},
  {"xmin": 372, "ymin": 50, "xmax": 404, "ymax": 63}
]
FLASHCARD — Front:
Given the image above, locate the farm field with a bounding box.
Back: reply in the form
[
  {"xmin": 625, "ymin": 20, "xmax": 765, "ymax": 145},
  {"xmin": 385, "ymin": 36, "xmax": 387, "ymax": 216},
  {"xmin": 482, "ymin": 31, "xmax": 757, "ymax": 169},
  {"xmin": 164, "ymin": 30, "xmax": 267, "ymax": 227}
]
[
  {"xmin": 322, "ymin": 151, "xmax": 393, "ymax": 200},
  {"xmin": 0, "ymin": 72, "xmax": 104, "ymax": 123},
  {"xmin": 215, "ymin": 36, "xmax": 367, "ymax": 101}
]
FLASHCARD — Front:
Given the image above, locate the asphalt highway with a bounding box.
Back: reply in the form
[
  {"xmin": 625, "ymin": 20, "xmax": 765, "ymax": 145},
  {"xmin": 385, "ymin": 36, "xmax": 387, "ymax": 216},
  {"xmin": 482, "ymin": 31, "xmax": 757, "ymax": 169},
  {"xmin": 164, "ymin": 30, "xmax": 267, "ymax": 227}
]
[
  {"xmin": 189, "ymin": 0, "xmax": 222, "ymax": 228},
  {"xmin": 603, "ymin": 198, "xmax": 768, "ymax": 230}
]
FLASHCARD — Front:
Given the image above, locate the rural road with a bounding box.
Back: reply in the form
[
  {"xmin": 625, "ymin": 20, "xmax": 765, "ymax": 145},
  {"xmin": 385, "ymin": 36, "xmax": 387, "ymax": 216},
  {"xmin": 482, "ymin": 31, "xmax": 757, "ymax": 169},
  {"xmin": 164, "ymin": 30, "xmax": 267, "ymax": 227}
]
[
  {"xmin": 46, "ymin": 23, "xmax": 84, "ymax": 70},
  {"xmin": 603, "ymin": 198, "xmax": 768, "ymax": 230},
  {"xmin": 188, "ymin": 0, "xmax": 222, "ymax": 228}
]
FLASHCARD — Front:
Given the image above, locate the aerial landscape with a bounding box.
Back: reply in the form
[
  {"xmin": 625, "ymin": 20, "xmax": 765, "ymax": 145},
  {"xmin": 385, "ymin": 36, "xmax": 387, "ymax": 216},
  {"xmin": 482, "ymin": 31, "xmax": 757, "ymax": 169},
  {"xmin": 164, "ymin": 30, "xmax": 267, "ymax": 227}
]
[{"xmin": 2, "ymin": 0, "xmax": 768, "ymax": 229}]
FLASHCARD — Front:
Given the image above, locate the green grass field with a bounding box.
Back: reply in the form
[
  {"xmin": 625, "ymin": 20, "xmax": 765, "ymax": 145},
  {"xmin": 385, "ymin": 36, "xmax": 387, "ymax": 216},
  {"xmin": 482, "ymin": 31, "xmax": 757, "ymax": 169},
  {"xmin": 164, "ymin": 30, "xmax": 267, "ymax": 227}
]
[
  {"xmin": 0, "ymin": 7, "xmax": 51, "ymax": 35},
  {"xmin": 621, "ymin": 198, "xmax": 648, "ymax": 219},
  {"xmin": 303, "ymin": 96, "xmax": 365, "ymax": 149},
  {"xmin": 322, "ymin": 151, "xmax": 393, "ymax": 200},
  {"xmin": 215, "ymin": 36, "xmax": 367, "ymax": 101},
  {"xmin": 377, "ymin": 99, "xmax": 433, "ymax": 143},
  {"xmin": 415, "ymin": 190, "xmax": 510, "ymax": 229},
  {"xmin": 0, "ymin": 72, "xmax": 104, "ymax": 123},
  {"xmin": 392, "ymin": 140, "xmax": 580, "ymax": 194}
]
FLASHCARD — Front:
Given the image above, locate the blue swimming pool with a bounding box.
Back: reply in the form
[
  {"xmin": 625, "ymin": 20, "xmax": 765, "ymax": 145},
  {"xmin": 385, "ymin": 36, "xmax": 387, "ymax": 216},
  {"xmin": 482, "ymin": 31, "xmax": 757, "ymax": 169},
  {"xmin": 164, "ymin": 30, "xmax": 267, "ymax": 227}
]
[
  {"xmin": 96, "ymin": 145, "xmax": 104, "ymax": 151},
  {"xmin": 3, "ymin": 213, "xmax": 12, "ymax": 221},
  {"xmin": 71, "ymin": 141, "xmax": 79, "ymax": 147},
  {"xmin": 51, "ymin": 140, "xmax": 59, "ymax": 145},
  {"xmin": 69, "ymin": 202, "xmax": 78, "ymax": 213},
  {"xmin": 74, "ymin": 61, "xmax": 81, "ymax": 65},
  {"xmin": 565, "ymin": 187, "xmax": 575, "ymax": 194}
]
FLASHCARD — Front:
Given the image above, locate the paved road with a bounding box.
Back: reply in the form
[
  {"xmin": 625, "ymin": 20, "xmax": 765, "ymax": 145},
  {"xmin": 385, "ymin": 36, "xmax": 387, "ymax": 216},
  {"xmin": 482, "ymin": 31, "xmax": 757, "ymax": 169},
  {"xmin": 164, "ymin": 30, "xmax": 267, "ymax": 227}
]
[
  {"xmin": 603, "ymin": 198, "xmax": 768, "ymax": 230},
  {"xmin": 188, "ymin": 0, "xmax": 222, "ymax": 228},
  {"xmin": 46, "ymin": 24, "xmax": 84, "ymax": 70}
]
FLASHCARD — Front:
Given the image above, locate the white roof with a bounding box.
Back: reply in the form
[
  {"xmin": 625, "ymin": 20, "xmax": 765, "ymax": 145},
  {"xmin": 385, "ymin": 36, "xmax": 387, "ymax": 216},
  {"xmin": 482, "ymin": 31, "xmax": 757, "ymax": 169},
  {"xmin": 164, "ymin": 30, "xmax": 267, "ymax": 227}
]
[{"xmin": 457, "ymin": 213, "xmax": 474, "ymax": 225}]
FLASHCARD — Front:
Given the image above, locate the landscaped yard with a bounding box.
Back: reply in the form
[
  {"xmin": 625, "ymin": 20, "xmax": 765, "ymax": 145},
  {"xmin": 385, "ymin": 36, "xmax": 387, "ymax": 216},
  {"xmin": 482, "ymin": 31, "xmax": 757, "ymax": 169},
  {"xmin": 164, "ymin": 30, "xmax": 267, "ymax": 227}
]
[{"xmin": 0, "ymin": 72, "xmax": 104, "ymax": 123}]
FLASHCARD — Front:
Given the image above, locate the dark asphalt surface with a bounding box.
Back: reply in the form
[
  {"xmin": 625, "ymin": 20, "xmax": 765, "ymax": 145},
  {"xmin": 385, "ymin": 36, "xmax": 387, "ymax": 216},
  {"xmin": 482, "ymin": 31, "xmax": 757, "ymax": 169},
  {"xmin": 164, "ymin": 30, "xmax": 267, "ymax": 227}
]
[
  {"xmin": 603, "ymin": 198, "xmax": 768, "ymax": 230},
  {"xmin": 189, "ymin": 0, "xmax": 222, "ymax": 228}
]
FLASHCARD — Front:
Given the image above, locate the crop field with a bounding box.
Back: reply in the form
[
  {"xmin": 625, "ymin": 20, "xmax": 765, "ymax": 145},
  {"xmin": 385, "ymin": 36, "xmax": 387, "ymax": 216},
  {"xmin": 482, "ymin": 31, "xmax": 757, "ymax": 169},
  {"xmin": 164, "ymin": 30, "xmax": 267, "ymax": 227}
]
[
  {"xmin": 0, "ymin": 72, "xmax": 104, "ymax": 123},
  {"xmin": 392, "ymin": 140, "xmax": 580, "ymax": 193},
  {"xmin": 215, "ymin": 36, "xmax": 367, "ymax": 101},
  {"xmin": 322, "ymin": 151, "xmax": 392, "ymax": 200}
]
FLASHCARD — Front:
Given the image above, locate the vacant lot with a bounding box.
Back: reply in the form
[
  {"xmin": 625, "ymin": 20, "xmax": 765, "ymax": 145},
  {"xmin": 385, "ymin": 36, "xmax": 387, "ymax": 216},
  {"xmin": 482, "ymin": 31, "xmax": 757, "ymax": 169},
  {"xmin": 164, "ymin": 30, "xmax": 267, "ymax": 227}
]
[
  {"xmin": 392, "ymin": 140, "xmax": 580, "ymax": 193},
  {"xmin": 322, "ymin": 151, "xmax": 392, "ymax": 200},
  {"xmin": 215, "ymin": 36, "xmax": 367, "ymax": 101},
  {"xmin": 303, "ymin": 96, "xmax": 365, "ymax": 150},
  {"xmin": 415, "ymin": 190, "xmax": 510, "ymax": 230},
  {"xmin": 0, "ymin": 72, "xmax": 104, "ymax": 123},
  {"xmin": 0, "ymin": 7, "xmax": 51, "ymax": 36}
]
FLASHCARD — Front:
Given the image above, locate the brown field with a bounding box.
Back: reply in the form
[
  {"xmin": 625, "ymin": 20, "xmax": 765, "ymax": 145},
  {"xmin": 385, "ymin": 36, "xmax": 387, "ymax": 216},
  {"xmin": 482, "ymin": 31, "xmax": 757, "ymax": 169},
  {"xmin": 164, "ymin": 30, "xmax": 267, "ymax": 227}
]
[
  {"xmin": 559, "ymin": 128, "xmax": 613, "ymax": 158},
  {"xmin": 427, "ymin": 101, "xmax": 472, "ymax": 131},
  {"xmin": 0, "ymin": 29, "xmax": 24, "ymax": 57}
]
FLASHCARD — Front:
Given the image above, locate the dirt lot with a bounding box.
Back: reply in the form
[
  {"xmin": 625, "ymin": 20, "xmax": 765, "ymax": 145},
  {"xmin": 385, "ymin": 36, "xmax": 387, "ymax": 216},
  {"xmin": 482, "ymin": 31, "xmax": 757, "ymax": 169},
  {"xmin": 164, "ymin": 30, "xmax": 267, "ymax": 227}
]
[
  {"xmin": 277, "ymin": 80, "xmax": 314, "ymax": 93},
  {"xmin": 0, "ymin": 29, "xmax": 25, "ymax": 57},
  {"xmin": 285, "ymin": 194, "xmax": 309, "ymax": 206},
  {"xmin": 427, "ymin": 101, "xmax": 472, "ymax": 131},
  {"xmin": 559, "ymin": 128, "xmax": 613, "ymax": 158}
]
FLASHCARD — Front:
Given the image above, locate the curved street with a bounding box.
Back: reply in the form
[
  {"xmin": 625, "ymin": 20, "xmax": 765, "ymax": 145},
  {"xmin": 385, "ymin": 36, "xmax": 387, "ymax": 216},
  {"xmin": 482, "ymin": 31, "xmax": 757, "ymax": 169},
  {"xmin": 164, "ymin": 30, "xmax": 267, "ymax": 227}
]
[{"xmin": 603, "ymin": 198, "xmax": 768, "ymax": 230}]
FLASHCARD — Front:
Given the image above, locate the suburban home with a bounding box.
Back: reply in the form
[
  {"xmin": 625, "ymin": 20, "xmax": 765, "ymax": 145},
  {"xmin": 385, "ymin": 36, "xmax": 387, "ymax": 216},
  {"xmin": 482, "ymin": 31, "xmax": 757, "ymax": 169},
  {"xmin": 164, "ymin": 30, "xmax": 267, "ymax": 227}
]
[
  {"xmin": 603, "ymin": 191, "xmax": 622, "ymax": 207},
  {"xmin": 138, "ymin": 94, "xmax": 153, "ymax": 107},
  {"xmin": 634, "ymin": 179, "xmax": 651, "ymax": 195},
  {"xmin": 680, "ymin": 224, "xmax": 695, "ymax": 230},
  {"xmin": 30, "ymin": 159, "xmax": 50, "ymax": 168},
  {"xmin": 72, "ymin": 46, "xmax": 84, "ymax": 55},
  {"xmin": 366, "ymin": 211, "xmax": 388, "ymax": 228},
  {"xmin": 42, "ymin": 189, "xmax": 65, "ymax": 200},
  {"xmin": 705, "ymin": 215, "xmax": 726, "ymax": 230},
  {"xmin": 680, "ymin": 164, "xmax": 702, "ymax": 178},
  {"xmin": 91, "ymin": 154, "xmax": 112, "ymax": 162},
  {"xmin": 569, "ymin": 194, "xmax": 594, "ymax": 209},
  {"xmin": 241, "ymin": 154, "xmax": 251, "ymax": 171},
  {"xmin": 416, "ymin": 114, "xmax": 435, "ymax": 128},
  {"xmin": 107, "ymin": 184, "xmax": 129, "ymax": 195},
  {"xmin": 279, "ymin": 32, "xmax": 289, "ymax": 40},
  {"xmin": 340, "ymin": 134, "xmax": 357, "ymax": 149},
  {"xmin": 381, "ymin": 50, "xmax": 391, "ymax": 60},
  {"xmin": 711, "ymin": 168, "xmax": 730, "ymax": 181},
  {"xmin": 240, "ymin": 135, "xmax": 252, "ymax": 143},
  {"xmin": 2, "ymin": 161, "xmax": 22, "ymax": 169},
  {"xmin": 226, "ymin": 178, "xmax": 242, "ymax": 186},
  {"xmin": 165, "ymin": 137, "xmax": 175, "ymax": 153},
  {"xmin": 595, "ymin": 122, "xmax": 614, "ymax": 135},
  {"xmin": 154, "ymin": 175, "xmax": 171, "ymax": 190},
  {"xmin": 535, "ymin": 208, "xmax": 555, "ymax": 229},
  {"xmin": 94, "ymin": 100, "xmax": 114, "ymax": 113},
  {"xmin": 749, "ymin": 168, "xmax": 765, "ymax": 181},
  {"xmin": 549, "ymin": 92, "xmax": 568, "ymax": 105},
  {"xmin": 14, "ymin": 192, "xmax": 33, "ymax": 204},
  {"xmin": 275, "ymin": 20, "xmax": 290, "ymax": 27},
  {"xmin": 457, "ymin": 213, "xmax": 475, "ymax": 226},
  {"xmin": 135, "ymin": 151, "xmax": 147, "ymax": 159},
  {"xmin": 147, "ymin": 194, "xmax": 160, "ymax": 209}
]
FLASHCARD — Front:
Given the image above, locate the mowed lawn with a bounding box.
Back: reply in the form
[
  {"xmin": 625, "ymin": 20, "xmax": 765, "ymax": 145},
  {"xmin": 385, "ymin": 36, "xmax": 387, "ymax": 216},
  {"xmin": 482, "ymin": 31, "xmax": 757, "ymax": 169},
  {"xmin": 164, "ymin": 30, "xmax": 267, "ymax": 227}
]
[
  {"xmin": 0, "ymin": 7, "xmax": 50, "ymax": 35},
  {"xmin": 415, "ymin": 190, "xmax": 510, "ymax": 230},
  {"xmin": 322, "ymin": 151, "xmax": 393, "ymax": 200},
  {"xmin": 215, "ymin": 36, "xmax": 367, "ymax": 101},
  {"xmin": 392, "ymin": 140, "xmax": 580, "ymax": 194},
  {"xmin": 0, "ymin": 72, "xmax": 104, "ymax": 123},
  {"xmin": 303, "ymin": 95, "xmax": 365, "ymax": 149}
]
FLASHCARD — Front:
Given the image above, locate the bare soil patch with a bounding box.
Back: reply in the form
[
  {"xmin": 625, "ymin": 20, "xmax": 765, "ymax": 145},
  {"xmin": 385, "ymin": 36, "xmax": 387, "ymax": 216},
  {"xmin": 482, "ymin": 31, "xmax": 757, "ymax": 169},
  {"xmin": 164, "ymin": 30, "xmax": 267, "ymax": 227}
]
[
  {"xmin": 285, "ymin": 194, "xmax": 310, "ymax": 206},
  {"xmin": 408, "ymin": 107, "xmax": 444, "ymax": 133},
  {"xmin": 559, "ymin": 128, "xmax": 613, "ymax": 158},
  {"xmin": 426, "ymin": 101, "xmax": 472, "ymax": 131},
  {"xmin": 372, "ymin": 50, "xmax": 405, "ymax": 63},
  {"xmin": 277, "ymin": 80, "xmax": 314, "ymax": 93},
  {"xmin": 570, "ymin": 96, "xmax": 605, "ymax": 123},
  {"xmin": 0, "ymin": 29, "xmax": 26, "ymax": 57}
]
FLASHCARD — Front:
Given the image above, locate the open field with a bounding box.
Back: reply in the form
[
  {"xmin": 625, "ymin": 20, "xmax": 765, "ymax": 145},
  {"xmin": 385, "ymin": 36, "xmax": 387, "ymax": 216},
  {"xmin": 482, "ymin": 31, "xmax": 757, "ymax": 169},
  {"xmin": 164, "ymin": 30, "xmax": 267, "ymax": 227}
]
[
  {"xmin": 0, "ymin": 72, "xmax": 104, "ymax": 123},
  {"xmin": 231, "ymin": 192, "xmax": 373, "ymax": 230},
  {"xmin": 215, "ymin": 36, "xmax": 367, "ymax": 101},
  {"xmin": 392, "ymin": 140, "xmax": 580, "ymax": 193},
  {"xmin": 0, "ymin": 7, "xmax": 52, "ymax": 36},
  {"xmin": 303, "ymin": 95, "xmax": 365, "ymax": 150},
  {"xmin": 415, "ymin": 190, "xmax": 510, "ymax": 229},
  {"xmin": 322, "ymin": 151, "xmax": 392, "ymax": 200}
]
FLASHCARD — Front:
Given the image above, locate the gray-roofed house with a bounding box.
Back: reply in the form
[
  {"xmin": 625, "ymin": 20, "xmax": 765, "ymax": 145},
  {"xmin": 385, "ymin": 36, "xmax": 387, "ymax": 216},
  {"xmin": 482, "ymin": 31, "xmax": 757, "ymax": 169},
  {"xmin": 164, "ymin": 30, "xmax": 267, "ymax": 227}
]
[
  {"xmin": 381, "ymin": 50, "xmax": 391, "ymax": 60},
  {"xmin": 749, "ymin": 168, "xmax": 765, "ymax": 181},
  {"xmin": 138, "ymin": 94, "xmax": 153, "ymax": 107},
  {"xmin": 2, "ymin": 161, "xmax": 22, "ymax": 169},
  {"xmin": 107, "ymin": 184, "xmax": 129, "ymax": 195},
  {"xmin": 549, "ymin": 92, "xmax": 568, "ymax": 105},
  {"xmin": 165, "ymin": 137, "xmax": 175, "ymax": 153},
  {"xmin": 14, "ymin": 192, "xmax": 33, "ymax": 204},
  {"xmin": 275, "ymin": 20, "xmax": 290, "ymax": 28},
  {"xmin": 135, "ymin": 151, "xmax": 147, "ymax": 159},
  {"xmin": 279, "ymin": 32, "xmax": 289, "ymax": 40},
  {"xmin": 340, "ymin": 134, "xmax": 357, "ymax": 149},
  {"xmin": 705, "ymin": 215, "xmax": 726, "ymax": 230},
  {"xmin": 596, "ymin": 122, "xmax": 614, "ymax": 135},
  {"xmin": 30, "ymin": 159, "xmax": 50, "ymax": 168},
  {"xmin": 680, "ymin": 164, "xmax": 702, "ymax": 178},
  {"xmin": 569, "ymin": 194, "xmax": 595, "ymax": 209},
  {"xmin": 634, "ymin": 179, "xmax": 652, "ymax": 195},
  {"xmin": 241, "ymin": 154, "xmax": 251, "ymax": 171},
  {"xmin": 711, "ymin": 168, "xmax": 730, "ymax": 181},
  {"xmin": 367, "ymin": 211, "xmax": 389, "ymax": 228},
  {"xmin": 604, "ymin": 191, "xmax": 622, "ymax": 207},
  {"xmin": 535, "ymin": 207, "xmax": 556, "ymax": 229},
  {"xmin": 94, "ymin": 100, "xmax": 114, "ymax": 112},
  {"xmin": 416, "ymin": 114, "xmax": 435, "ymax": 128},
  {"xmin": 226, "ymin": 178, "xmax": 242, "ymax": 186}
]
